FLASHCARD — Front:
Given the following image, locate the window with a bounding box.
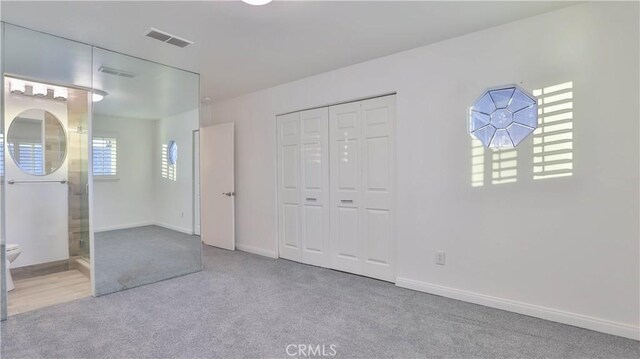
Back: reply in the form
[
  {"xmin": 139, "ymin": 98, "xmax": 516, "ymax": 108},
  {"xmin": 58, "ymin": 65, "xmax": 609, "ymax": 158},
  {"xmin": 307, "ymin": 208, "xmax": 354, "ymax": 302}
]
[
  {"xmin": 161, "ymin": 143, "xmax": 177, "ymax": 181},
  {"xmin": 93, "ymin": 137, "xmax": 117, "ymax": 176}
]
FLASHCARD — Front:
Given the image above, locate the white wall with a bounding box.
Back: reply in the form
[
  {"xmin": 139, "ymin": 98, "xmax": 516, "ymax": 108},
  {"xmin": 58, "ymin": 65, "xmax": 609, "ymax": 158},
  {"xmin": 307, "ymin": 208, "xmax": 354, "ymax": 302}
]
[
  {"xmin": 207, "ymin": 2, "xmax": 639, "ymax": 339},
  {"xmin": 155, "ymin": 109, "xmax": 199, "ymax": 234},
  {"xmin": 93, "ymin": 115, "xmax": 156, "ymax": 231}
]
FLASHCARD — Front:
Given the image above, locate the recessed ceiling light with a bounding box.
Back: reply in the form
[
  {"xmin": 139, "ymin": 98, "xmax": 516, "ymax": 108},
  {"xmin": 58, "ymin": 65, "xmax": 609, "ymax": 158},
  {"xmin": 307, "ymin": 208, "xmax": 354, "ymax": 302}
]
[{"xmin": 242, "ymin": 0, "xmax": 273, "ymax": 6}]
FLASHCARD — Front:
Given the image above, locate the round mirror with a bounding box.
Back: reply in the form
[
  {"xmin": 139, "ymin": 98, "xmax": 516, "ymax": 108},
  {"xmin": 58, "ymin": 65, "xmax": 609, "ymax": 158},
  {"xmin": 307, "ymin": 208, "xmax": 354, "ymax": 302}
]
[{"xmin": 7, "ymin": 109, "xmax": 67, "ymax": 176}]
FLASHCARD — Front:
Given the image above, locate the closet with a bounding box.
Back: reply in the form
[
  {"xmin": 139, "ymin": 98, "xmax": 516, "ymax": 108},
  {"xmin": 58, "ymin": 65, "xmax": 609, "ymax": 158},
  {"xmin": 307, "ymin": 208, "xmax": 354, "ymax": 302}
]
[{"xmin": 277, "ymin": 95, "xmax": 396, "ymax": 282}]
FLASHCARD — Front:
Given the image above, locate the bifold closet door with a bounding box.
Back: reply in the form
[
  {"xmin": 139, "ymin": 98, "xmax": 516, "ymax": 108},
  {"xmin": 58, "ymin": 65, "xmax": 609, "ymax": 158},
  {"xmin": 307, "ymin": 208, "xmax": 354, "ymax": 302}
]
[
  {"xmin": 277, "ymin": 108, "xmax": 329, "ymax": 265},
  {"xmin": 329, "ymin": 95, "xmax": 396, "ymax": 282},
  {"xmin": 277, "ymin": 112, "xmax": 302, "ymax": 261},
  {"xmin": 299, "ymin": 108, "xmax": 329, "ymax": 267}
]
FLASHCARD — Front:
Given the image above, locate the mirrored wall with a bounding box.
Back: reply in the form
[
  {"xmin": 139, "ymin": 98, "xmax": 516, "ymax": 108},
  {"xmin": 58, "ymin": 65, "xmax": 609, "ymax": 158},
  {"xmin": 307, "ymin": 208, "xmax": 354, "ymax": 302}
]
[
  {"xmin": 0, "ymin": 23, "xmax": 201, "ymax": 317},
  {"xmin": 91, "ymin": 47, "xmax": 201, "ymax": 296}
]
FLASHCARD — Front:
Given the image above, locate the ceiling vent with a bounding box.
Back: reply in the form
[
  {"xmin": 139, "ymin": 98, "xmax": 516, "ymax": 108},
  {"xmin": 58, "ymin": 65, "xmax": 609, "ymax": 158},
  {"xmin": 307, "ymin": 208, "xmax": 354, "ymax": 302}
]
[
  {"xmin": 98, "ymin": 66, "xmax": 136, "ymax": 78},
  {"xmin": 145, "ymin": 28, "xmax": 193, "ymax": 48}
]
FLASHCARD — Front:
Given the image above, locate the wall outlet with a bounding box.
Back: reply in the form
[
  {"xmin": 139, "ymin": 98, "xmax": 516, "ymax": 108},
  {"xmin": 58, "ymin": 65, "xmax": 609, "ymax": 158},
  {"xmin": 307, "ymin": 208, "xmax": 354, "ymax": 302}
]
[
  {"xmin": 435, "ymin": 250, "xmax": 446, "ymax": 265},
  {"xmin": 180, "ymin": 211, "xmax": 184, "ymax": 218}
]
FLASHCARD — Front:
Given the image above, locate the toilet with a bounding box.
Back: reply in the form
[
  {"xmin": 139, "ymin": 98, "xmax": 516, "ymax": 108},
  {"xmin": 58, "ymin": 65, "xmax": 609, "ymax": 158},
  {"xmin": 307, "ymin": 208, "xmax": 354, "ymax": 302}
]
[{"xmin": 6, "ymin": 244, "xmax": 21, "ymax": 291}]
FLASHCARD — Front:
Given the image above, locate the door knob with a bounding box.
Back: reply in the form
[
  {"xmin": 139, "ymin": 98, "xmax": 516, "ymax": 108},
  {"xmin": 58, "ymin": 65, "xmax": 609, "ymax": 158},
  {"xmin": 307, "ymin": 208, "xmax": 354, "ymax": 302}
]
[{"xmin": 222, "ymin": 192, "xmax": 235, "ymax": 197}]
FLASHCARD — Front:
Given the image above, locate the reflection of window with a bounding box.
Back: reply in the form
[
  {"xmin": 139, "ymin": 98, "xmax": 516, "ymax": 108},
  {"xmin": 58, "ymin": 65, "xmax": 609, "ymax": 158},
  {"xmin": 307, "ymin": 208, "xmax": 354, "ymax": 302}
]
[
  {"xmin": 492, "ymin": 148, "xmax": 517, "ymax": 185},
  {"xmin": 12, "ymin": 142, "xmax": 44, "ymax": 175},
  {"xmin": 161, "ymin": 144, "xmax": 177, "ymax": 181},
  {"xmin": 532, "ymin": 82, "xmax": 573, "ymax": 180},
  {"xmin": 93, "ymin": 137, "xmax": 117, "ymax": 176},
  {"xmin": 471, "ymin": 139, "xmax": 484, "ymax": 187}
]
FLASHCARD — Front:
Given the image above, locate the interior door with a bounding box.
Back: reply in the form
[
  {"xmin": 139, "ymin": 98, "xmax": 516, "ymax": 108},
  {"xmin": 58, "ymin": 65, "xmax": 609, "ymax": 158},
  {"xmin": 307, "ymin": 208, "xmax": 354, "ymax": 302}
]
[
  {"xmin": 200, "ymin": 123, "xmax": 235, "ymax": 250},
  {"xmin": 277, "ymin": 112, "xmax": 301, "ymax": 261},
  {"xmin": 299, "ymin": 108, "xmax": 329, "ymax": 267},
  {"xmin": 359, "ymin": 96, "xmax": 396, "ymax": 282},
  {"xmin": 329, "ymin": 95, "xmax": 396, "ymax": 282},
  {"xmin": 329, "ymin": 101, "xmax": 362, "ymax": 275}
]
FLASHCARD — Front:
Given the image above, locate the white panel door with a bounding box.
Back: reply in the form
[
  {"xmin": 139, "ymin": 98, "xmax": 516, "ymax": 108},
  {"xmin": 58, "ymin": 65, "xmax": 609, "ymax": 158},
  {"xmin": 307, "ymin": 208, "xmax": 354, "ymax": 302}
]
[
  {"xmin": 360, "ymin": 96, "xmax": 396, "ymax": 281},
  {"xmin": 201, "ymin": 123, "xmax": 235, "ymax": 250},
  {"xmin": 277, "ymin": 112, "xmax": 302, "ymax": 261},
  {"xmin": 299, "ymin": 108, "xmax": 329, "ymax": 267},
  {"xmin": 329, "ymin": 95, "xmax": 396, "ymax": 282},
  {"xmin": 329, "ymin": 101, "xmax": 362, "ymax": 275}
]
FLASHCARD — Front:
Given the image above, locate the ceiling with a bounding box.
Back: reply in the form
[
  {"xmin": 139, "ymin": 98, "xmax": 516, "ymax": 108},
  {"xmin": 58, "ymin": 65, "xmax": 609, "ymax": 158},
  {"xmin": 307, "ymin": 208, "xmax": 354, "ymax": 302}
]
[
  {"xmin": 1, "ymin": 1, "xmax": 577, "ymax": 104},
  {"xmin": 2, "ymin": 23, "xmax": 199, "ymax": 119}
]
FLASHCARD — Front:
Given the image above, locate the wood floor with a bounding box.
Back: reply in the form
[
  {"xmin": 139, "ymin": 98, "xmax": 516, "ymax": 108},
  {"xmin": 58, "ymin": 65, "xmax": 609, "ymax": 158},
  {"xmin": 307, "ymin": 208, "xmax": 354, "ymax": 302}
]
[{"xmin": 8, "ymin": 270, "xmax": 91, "ymax": 316}]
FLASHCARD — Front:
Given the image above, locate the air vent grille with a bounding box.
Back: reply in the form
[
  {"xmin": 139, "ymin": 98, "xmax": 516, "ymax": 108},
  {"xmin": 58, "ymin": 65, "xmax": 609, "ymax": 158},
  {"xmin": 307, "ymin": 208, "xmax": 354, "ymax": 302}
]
[
  {"xmin": 145, "ymin": 28, "xmax": 193, "ymax": 48},
  {"xmin": 98, "ymin": 66, "xmax": 136, "ymax": 78}
]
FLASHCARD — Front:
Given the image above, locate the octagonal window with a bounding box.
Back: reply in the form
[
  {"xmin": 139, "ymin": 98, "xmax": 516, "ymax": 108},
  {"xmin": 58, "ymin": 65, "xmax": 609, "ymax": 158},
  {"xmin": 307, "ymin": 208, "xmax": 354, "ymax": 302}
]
[{"xmin": 469, "ymin": 85, "xmax": 537, "ymax": 149}]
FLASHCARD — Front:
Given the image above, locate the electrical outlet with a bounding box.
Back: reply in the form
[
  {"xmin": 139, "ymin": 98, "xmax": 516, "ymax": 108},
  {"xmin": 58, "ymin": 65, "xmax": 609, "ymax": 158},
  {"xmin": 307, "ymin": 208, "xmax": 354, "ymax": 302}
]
[
  {"xmin": 180, "ymin": 211, "xmax": 184, "ymax": 218},
  {"xmin": 435, "ymin": 250, "xmax": 446, "ymax": 265}
]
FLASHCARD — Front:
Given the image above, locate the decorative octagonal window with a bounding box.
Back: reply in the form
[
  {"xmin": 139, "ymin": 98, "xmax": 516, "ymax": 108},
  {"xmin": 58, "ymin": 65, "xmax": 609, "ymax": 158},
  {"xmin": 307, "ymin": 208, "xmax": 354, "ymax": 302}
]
[
  {"xmin": 167, "ymin": 140, "xmax": 178, "ymax": 165},
  {"xmin": 469, "ymin": 85, "xmax": 538, "ymax": 149}
]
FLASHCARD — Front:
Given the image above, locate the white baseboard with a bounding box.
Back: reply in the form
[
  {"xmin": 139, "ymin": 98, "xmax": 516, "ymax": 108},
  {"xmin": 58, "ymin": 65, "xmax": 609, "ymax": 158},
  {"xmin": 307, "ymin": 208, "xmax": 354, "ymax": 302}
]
[
  {"xmin": 154, "ymin": 222, "xmax": 194, "ymax": 235},
  {"xmin": 395, "ymin": 277, "xmax": 639, "ymax": 341},
  {"xmin": 94, "ymin": 221, "xmax": 155, "ymax": 233},
  {"xmin": 236, "ymin": 243, "xmax": 278, "ymax": 258},
  {"xmin": 94, "ymin": 221, "xmax": 193, "ymax": 235}
]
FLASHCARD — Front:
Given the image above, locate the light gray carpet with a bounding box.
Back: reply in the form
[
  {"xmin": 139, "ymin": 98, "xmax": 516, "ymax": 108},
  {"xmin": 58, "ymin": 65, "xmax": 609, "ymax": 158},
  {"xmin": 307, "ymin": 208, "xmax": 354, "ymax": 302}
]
[
  {"xmin": 94, "ymin": 226, "xmax": 202, "ymax": 296},
  {"xmin": 1, "ymin": 245, "xmax": 638, "ymax": 358}
]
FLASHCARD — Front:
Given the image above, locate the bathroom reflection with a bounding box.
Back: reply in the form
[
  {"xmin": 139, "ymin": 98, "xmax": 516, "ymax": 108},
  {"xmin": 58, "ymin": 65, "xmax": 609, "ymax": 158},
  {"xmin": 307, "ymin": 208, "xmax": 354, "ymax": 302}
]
[
  {"xmin": 92, "ymin": 48, "xmax": 201, "ymax": 296},
  {"xmin": 3, "ymin": 77, "xmax": 91, "ymax": 315}
]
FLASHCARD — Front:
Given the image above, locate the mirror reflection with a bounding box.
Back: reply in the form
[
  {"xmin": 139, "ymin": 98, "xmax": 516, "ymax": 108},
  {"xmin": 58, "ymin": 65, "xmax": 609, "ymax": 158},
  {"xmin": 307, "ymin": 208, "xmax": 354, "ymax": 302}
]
[
  {"xmin": 92, "ymin": 47, "xmax": 201, "ymax": 296},
  {"xmin": 7, "ymin": 109, "xmax": 67, "ymax": 176}
]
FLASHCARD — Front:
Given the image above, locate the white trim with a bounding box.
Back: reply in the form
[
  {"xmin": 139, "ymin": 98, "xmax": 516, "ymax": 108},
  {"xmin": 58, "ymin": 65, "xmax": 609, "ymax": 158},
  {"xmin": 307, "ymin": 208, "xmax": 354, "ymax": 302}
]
[
  {"xmin": 93, "ymin": 221, "xmax": 155, "ymax": 233},
  {"xmin": 396, "ymin": 277, "xmax": 639, "ymax": 340},
  {"xmin": 94, "ymin": 221, "xmax": 194, "ymax": 235},
  {"xmin": 154, "ymin": 222, "xmax": 194, "ymax": 235},
  {"xmin": 93, "ymin": 177, "xmax": 120, "ymax": 182},
  {"xmin": 236, "ymin": 242, "xmax": 278, "ymax": 258}
]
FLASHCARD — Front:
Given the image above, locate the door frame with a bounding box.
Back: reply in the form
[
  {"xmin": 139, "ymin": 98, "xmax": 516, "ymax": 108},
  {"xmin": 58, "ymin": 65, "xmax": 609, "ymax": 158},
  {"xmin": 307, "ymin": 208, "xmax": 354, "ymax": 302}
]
[{"xmin": 192, "ymin": 129, "xmax": 200, "ymax": 236}]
